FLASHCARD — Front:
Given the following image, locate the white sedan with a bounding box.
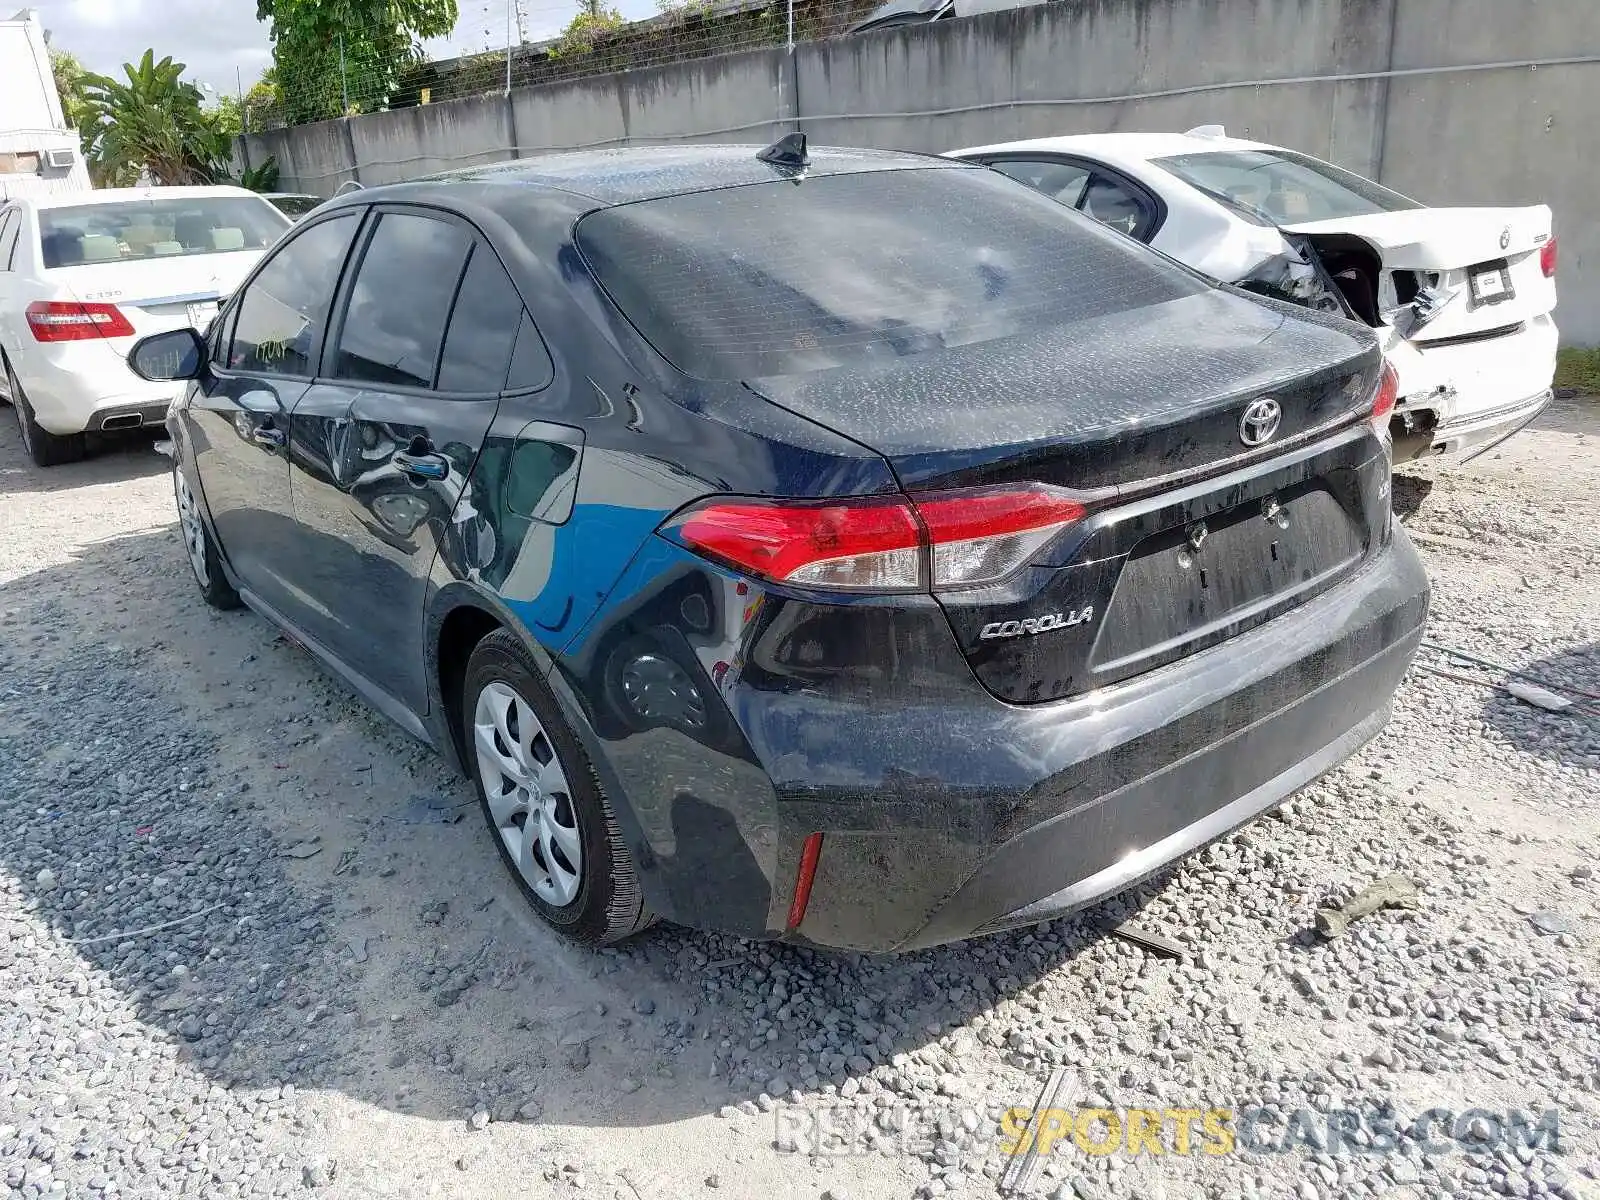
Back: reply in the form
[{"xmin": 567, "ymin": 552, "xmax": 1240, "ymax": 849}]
[
  {"xmin": 0, "ymin": 186, "xmax": 291, "ymax": 466},
  {"xmin": 949, "ymin": 129, "xmax": 1558, "ymax": 464}
]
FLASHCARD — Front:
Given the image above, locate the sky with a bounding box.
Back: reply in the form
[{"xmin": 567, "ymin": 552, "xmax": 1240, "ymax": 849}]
[{"xmin": 27, "ymin": 0, "xmax": 660, "ymax": 99}]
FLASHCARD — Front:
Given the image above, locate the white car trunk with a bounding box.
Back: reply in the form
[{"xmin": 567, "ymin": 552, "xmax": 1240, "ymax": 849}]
[
  {"xmin": 1282, "ymin": 205, "xmax": 1556, "ymax": 341},
  {"xmin": 1282, "ymin": 206, "xmax": 1557, "ymax": 458},
  {"xmin": 45, "ymin": 251, "xmax": 264, "ymax": 365}
]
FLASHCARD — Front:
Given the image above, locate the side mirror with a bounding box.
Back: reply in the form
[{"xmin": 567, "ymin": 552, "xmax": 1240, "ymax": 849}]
[{"xmin": 128, "ymin": 328, "xmax": 206, "ymax": 382}]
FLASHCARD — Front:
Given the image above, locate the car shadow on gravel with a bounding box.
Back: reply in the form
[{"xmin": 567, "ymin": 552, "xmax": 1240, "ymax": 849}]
[
  {"xmin": 0, "ymin": 426, "xmax": 168, "ymax": 497},
  {"xmin": 0, "ymin": 523, "xmax": 1182, "ymax": 1137},
  {"xmin": 1389, "ymin": 471, "xmax": 1434, "ymax": 521},
  {"xmin": 1478, "ymin": 642, "xmax": 1600, "ymax": 771}
]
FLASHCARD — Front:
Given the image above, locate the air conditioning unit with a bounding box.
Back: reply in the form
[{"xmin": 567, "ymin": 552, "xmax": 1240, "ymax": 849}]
[{"xmin": 44, "ymin": 147, "xmax": 76, "ymax": 169}]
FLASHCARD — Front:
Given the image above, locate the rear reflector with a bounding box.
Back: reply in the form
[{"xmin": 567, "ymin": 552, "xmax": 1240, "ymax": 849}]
[
  {"xmin": 664, "ymin": 485, "xmax": 1088, "ymax": 593},
  {"xmin": 1371, "ymin": 361, "xmax": 1399, "ymax": 437},
  {"xmin": 786, "ymin": 832, "xmax": 825, "ymax": 930},
  {"xmin": 1540, "ymin": 236, "xmax": 1558, "ymax": 279},
  {"xmin": 26, "ymin": 300, "xmax": 135, "ymax": 342}
]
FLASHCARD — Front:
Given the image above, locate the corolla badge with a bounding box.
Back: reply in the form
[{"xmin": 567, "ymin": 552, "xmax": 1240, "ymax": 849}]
[
  {"xmin": 979, "ymin": 607, "xmax": 1094, "ymax": 641},
  {"xmin": 1238, "ymin": 397, "xmax": 1282, "ymax": 447}
]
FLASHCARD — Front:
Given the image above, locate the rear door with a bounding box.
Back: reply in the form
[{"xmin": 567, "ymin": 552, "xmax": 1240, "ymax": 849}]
[
  {"xmin": 287, "ymin": 206, "xmax": 516, "ymax": 713},
  {"xmin": 184, "ymin": 210, "xmax": 363, "ymax": 614}
]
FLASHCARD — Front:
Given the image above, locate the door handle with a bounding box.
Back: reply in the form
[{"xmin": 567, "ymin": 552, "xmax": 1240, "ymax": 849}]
[
  {"xmin": 394, "ymin": 450, "xmax": 449, "ymax": 481},
  {"xmin": 251, "ymin": 425, "xmax": 286, "ymax": 449}
]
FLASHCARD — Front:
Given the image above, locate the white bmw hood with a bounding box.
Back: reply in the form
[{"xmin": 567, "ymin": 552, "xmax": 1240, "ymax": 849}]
[{"xmin": 1280, "ymin": 205, "xmax": 1553, "ymax": 271}]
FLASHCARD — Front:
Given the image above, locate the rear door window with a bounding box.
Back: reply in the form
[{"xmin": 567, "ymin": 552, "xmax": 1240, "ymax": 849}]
[
  {"xmin": 575, "ymin": 166, "xmax": 1203, "ymax": 379},
  {"xmin": 437, "ymin": 244, "xmax": 525, "ymax": 394},
  {"xmin": 1080, "ymin": 174, "xmax": 1156, "ymax": 239},
  {"xmin": 506, "ymin": 312, "xmax": 554, "ymax": 391},
  {"xmin": 0, "ymin": 211, "xmax": 18, "ymax": 270},
  {"xmin": 229, "ymin": 213, "xmax": 360, "ymax": 377},
  {"xmin": 332, "ymin": 211, "xmax": 471, "ymax": 389},
  {"xmin": 987, "ymin": 159, "xmax": 1090, "ymax": 208}
]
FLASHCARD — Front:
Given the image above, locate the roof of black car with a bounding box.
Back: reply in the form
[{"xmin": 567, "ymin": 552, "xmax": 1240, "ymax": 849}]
[{"xmin": 410, "ymin": 143, "xmax": 959, "ymax": 205}]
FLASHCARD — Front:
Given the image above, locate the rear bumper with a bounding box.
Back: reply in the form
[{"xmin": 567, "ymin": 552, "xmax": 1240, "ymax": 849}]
[
  {"xmin": 1390, "ymin": 314, "xmax": 1556, "ymax": 462},
  {"xmin": 13, "ymin": 345, "xmax": 180, "ymax": 435},
  {"xmin": 1430, "ymin": 388, "xmax": 1550, "ymax": 461},
  {"xmin": 785, "ymin": 528, "xmax": 1429, "ymax": 951}
]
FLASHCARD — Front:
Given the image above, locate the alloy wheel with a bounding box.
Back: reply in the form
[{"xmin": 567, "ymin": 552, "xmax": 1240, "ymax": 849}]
[
  {"xmin": 174, "ymin": 468, "xmax": 209, "ymax": 587},
  {"xmin": 473, "ymin": 680, "xmax": 583, "ymax": 907}
]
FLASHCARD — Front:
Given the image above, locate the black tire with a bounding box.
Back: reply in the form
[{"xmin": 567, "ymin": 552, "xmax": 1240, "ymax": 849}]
[
  {"xmin": 173, "ymin": 464, "xmax": 242, "ymax": 611},
  {"xmin": 461, "ymin": 628, "xmax": 653, "ymax": 945},
  {"xmin": 6, "ymin": 356, "xmax": 85, "ymax": 467}
]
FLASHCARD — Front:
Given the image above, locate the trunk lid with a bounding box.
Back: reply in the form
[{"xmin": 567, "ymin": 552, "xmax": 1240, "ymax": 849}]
[
  {"xmin": 747, "ymin": 289, "xmax": 1389, "ymax": 704},
  {"xmin": 47, "ymin": 251, "xmax": 265, "ymax": 364},
  {"xmin": 1282, "ymin": 206, "xmax": 1556, "ymax": 342},
  {"xmin": 745, "ymin": 289, "xmax": 1379, "ymax": 491}
]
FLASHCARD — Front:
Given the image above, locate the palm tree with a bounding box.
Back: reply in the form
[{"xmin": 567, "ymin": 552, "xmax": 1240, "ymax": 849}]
[{"xmin": 82, "ymin": 51, "xmax": 230, "ymax": 186}]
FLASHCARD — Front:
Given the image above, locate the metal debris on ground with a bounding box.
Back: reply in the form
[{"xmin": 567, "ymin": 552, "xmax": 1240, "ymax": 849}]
[
  {"xmin": 1505, "ymin": 680, "xmax": 1575, "ymax": 712},
  {"xmin": 1315, "ymin": 874, "xmax": 1420, "ymax": 939},
  {"xmin": 1104, "ymin": 919, "xmax": 1188, "ymax": 960},
  {"xmin": 280, "ymin": 840, "xmax": 323, "ymax": 859},
  {"xmin": 998, "ymin": 1067, "xmax": 1076, "ymax": 1195}
]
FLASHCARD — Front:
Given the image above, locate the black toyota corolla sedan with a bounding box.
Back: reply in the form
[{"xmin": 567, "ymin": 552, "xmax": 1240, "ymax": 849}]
[{"xmin": 129, "ymin": 139, "xmax": 1429, "ymax": 952}]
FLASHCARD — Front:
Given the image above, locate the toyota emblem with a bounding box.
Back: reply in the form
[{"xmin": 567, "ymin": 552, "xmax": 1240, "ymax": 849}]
[
  {"xmin": 1499, "ymin": 226, "xmax": 1512, "ymax": 251},
  {"xmin": 1239, "ymin": 397, "xmax": 1282, "ymax": 447}
]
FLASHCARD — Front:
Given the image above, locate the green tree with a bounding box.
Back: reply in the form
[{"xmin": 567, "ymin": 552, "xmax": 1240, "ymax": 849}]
[
  {"xmin": 256, "ymin": 0, "xmax": 458, "ymax": 125},
  {"xmin": 552, "ymin": 0, "xmax": 624, "ymax": 58},
  {"xmin": 49, "ymin": 49, "xmax": 97, "ymax": 134},
  {"xmin": 242, "ymin": 69, "xmax": 286, "ymax": 131},
  {"xmin": 81, "ymin": 51, "xmax": 231, "ymax": 186}
]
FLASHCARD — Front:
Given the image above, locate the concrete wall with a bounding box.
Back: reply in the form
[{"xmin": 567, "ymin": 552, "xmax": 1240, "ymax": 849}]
[{"xmin": 242, "ymin": 0, "xmax": 1600, "ymax": 342}]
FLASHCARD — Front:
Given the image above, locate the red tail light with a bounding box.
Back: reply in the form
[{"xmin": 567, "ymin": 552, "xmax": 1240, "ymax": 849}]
[
  {"xmin": 1371, "ymin": 361, "xmax": 1399, "ymax": 435},
  {"xmin": 665, "ymin": 485, "xmax": 1087, "ymax": 593},
  {"xmin": 26, "ymin": 300, "xmax": 135, "ymax": 342},
  {"xmin": 1540, "ymin": 236, "xmax": 1558, "ymax": 278}
]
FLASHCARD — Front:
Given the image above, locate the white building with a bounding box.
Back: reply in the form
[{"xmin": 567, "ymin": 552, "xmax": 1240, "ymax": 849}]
[{"xmin": 0, "ymin": 7, "xmax": 93, "ymax": 199}]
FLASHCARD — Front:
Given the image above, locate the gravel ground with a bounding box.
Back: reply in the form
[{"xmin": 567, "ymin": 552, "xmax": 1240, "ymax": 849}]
[{"xmin": 1, "ymin": 401, "xmax": 1596, "ymax": 1200}]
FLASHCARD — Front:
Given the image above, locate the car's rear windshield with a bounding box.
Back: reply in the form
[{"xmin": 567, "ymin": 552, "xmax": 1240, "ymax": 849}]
[
  {"xmin": 38, "ymin": 196, "xmax": 289, "ymax": 269},
  {"xmin": 574, "ymin": 167, "xmax": 1206, "ymax": 379},
  {"xmin": 1151, "ymin": 148, "xmax": 1422, "ymax": 225}
]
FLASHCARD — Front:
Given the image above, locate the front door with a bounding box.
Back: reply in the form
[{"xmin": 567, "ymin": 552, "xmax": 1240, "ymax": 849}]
[
  {"xmin": 184, "ymin": 211, "xmax": 362, "ymax": 614},
  {"xmin": 287, "ymin": 208, "xmax": 522, "ymax": 714}
]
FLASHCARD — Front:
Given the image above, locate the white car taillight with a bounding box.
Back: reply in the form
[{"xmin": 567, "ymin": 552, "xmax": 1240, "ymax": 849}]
[
  {"xmin": 664, "ymin": 485, "xmax": 1088, "ymax": 593},
  {"xmin": 26, "ymin": 300, "xmax": 135, "ymax": 342}
]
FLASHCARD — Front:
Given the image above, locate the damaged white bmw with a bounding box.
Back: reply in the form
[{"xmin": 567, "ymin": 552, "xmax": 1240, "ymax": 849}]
[{"xmin": 949, "ymin": 128, "xmax": 1557, "ymax": 464}]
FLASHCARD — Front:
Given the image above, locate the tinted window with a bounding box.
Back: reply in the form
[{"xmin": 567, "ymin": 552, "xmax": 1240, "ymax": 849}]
[
  {"xmin": 575, "ymin": 167, "xmax": 1203, "ymax": 379},
  {"xmin": 230, "ymin": 214, "xmax": 359, "ymax": 376},
  {"xmin": 437, "ymin": 245, "xmax": 523, "ymax": 393},
  {"xmin": 507, "ymin": 312, "xmax": 554, "ymax": 391},
  {"xmin": 1153, "ymin": 148, "xmax": 1422, "ymax": 223},
  {"xmin": 37, "ymin": 196, "xmax": 289, "ymax": 268},
  {"xmin": 1080, "ymin": 175, "xmax": 1154, "ymax": 238},
  {"xmin": 334, "ymin": 212, "xmax": 470, "ymax": 389},
  {"xmin": 987, "ymin": 159, "xmax": 1090, "ymax": 208}
]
